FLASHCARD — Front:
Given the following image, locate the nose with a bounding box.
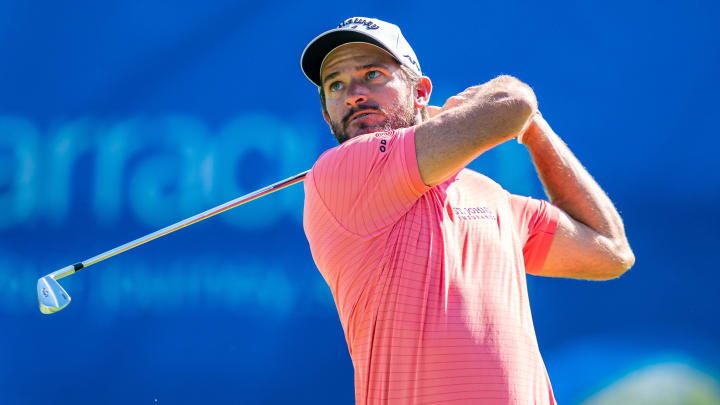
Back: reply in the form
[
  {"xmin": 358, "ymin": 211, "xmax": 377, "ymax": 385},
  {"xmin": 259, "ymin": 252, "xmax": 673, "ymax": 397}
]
[{"xmin": 345, "ymin": 82, "xmax": 368, "ymax": 107}]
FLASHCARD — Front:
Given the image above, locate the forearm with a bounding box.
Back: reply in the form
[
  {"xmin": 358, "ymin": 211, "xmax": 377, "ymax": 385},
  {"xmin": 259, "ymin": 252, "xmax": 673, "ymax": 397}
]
[
  {"xmin": 523, "ymin": 114, "xmax": 633, "ymax": 259},
  {"xmin": 415, "ymin": 75, "xmax": 537, "ymax": 186}
]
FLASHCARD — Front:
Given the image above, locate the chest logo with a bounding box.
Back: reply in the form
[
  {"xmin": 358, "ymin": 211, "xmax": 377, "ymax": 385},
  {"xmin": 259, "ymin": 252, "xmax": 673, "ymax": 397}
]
[{"xmin": 451, "ymin": 206, "xmax": 496, "ymax": 221}]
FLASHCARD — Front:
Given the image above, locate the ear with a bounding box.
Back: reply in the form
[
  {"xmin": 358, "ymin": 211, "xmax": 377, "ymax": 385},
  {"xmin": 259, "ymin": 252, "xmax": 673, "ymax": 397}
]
[{"xmin": 414, "ymin": 76, "xmax": 433, "ymax": 109}]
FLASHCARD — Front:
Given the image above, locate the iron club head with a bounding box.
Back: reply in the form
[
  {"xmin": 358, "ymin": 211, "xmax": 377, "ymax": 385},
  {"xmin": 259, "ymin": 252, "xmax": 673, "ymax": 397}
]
[{"xmin": 37, "ymin": 275, "xmax": 71, "ymax": 314}]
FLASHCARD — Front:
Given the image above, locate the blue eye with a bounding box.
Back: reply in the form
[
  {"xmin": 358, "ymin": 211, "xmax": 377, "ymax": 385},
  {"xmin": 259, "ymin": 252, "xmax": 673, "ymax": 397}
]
[
  {"xmin": 366, "ymin": 70, "xmax": 381, "ymax": 79},
  {"xmin": 329, "ymin": 81, "xmax": 343, "ymax": 92}
]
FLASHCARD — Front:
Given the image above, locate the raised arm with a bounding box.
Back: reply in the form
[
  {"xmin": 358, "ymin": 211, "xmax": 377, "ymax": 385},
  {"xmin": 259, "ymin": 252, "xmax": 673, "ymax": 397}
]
[
  {"xmin": 414, "ymin": 75, "xmax": 537, "ymax": 186},
  {"xmin": 521, "ymin": 112, "xmax": 635, "ymax": 280}
]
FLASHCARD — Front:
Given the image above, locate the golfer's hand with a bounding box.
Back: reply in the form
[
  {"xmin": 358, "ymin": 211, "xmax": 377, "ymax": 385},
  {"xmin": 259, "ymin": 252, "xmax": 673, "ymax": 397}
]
[
  {"xmin": 428, "ymin": 87, "xmax": 483, "ymax": 117},
  {"xmin": 427, "ymin": 105, "xmax": 443, "ymax": 118},
  {"xmin": 429, "ymin": 78, "xmax": 533, "ymax": 120},
  {"xmin": 426, "ymin": 92, "xmax": 470, "ymax": 119}
]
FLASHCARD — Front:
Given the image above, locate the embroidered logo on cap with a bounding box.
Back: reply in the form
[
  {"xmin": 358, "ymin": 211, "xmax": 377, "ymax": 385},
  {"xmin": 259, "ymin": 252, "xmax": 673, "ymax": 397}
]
[
  {"xmin": 338, "ymin": 18, "xmax": 379, "ymax": 30},
  {"xmin": 403, "ymin": 54, "xmax": 420, "ymax": 71}
]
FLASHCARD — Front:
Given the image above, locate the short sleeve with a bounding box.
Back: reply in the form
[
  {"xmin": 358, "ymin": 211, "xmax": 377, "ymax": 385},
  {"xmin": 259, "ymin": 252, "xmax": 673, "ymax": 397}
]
[
  {"xmin": 509, "ymin": 194, "xmax": 561, "ymax": 275},
  {"xmin": 306, "ymin": 126, "xmax": 429, "ymax": 236}
]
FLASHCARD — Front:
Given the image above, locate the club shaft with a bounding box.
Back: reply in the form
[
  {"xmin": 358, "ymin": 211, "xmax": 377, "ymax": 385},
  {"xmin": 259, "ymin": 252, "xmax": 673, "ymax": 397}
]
[{"xmin": 53, "ymin": 170, "xmax": 309, "ymax": 281}]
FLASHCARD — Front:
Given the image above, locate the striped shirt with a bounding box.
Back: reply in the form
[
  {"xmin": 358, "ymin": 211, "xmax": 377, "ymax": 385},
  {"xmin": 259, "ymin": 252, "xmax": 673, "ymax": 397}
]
[{"xmin": 303, "ymin": 126, "xmax": 559, "ymax": 404}]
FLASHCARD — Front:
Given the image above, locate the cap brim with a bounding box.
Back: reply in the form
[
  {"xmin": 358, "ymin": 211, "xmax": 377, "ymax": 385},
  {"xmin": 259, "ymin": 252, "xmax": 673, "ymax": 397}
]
[{"xmin": 301, "ymin": 30, "xmax": 392, "ymax": 87}]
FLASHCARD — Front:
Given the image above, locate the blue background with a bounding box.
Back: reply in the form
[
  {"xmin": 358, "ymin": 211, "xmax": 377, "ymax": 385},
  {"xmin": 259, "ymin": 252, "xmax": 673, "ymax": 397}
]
[{"xmin": 1, "ymin": 1, "xmax": 719, "ymax": 404}]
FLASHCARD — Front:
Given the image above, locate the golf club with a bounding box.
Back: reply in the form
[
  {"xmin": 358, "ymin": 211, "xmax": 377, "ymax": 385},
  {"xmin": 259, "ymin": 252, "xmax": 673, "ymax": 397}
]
[{"xmin": 37, "ymin": 169, "xmax": 309, "ymax": 314}]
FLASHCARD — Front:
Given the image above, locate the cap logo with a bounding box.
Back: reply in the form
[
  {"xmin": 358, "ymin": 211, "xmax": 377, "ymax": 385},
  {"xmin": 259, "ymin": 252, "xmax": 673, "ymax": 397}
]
[
  {"xmin": 338, "ymin": 18, "xmax": 379, "ymax": 30},
  {"xmin": 403, "ymin": 54, "xmax": 420, "ymax": 71}
]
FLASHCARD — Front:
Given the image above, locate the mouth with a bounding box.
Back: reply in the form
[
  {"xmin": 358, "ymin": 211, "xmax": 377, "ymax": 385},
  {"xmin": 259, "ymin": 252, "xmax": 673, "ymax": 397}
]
[{"xmin": 347, "ymin": 110, "xmax": 382, "ymax": 125}]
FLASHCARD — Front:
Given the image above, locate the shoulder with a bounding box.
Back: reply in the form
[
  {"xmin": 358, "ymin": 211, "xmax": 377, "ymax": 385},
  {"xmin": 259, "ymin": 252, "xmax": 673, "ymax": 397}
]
[
  {"xmin": 308, "ymin": 127, "xmax": 414, "ymax": 180},
  {"xmin": 455, "ymin": 168, "xmax": 507, "ymax": 195},
  {"xmin": 306, "ymin": 127, "xmax": 415, "ymax": 192}
]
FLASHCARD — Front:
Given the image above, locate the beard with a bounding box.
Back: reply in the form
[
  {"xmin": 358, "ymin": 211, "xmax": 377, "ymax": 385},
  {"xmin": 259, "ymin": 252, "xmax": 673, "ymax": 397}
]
[{"xmin": 331, "ymin": 96, "xmax": 417, "ymax": 144}]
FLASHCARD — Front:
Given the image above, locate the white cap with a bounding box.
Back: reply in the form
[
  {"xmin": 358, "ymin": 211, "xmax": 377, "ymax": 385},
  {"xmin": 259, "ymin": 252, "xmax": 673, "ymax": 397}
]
[{"xmin": 301, "ymin": 17, "xmax": 422, "ymax": 87}]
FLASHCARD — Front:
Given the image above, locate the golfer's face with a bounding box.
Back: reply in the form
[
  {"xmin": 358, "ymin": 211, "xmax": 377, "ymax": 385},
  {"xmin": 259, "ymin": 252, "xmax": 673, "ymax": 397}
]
[{"xmin": 320, "ymin": 43, "xmax": 414, "ymax": 142}]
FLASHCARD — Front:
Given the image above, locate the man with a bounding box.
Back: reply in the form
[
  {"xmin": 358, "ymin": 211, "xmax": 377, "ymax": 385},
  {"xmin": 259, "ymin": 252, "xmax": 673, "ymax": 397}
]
[{"xmin": 301, "ymin": 17, "xmax": 634, "ymax": 405}]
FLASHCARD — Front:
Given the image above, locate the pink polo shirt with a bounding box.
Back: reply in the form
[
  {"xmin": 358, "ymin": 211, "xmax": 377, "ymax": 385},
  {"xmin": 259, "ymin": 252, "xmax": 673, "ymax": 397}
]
[{"xmin": 303, "ymin": 126, "xmax": 559, "ymax": 405}]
